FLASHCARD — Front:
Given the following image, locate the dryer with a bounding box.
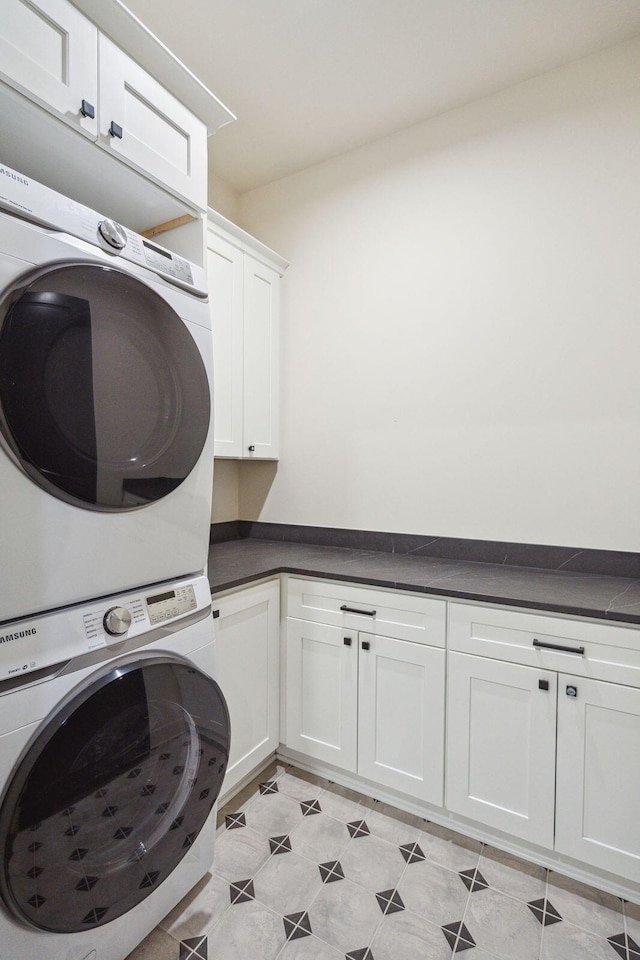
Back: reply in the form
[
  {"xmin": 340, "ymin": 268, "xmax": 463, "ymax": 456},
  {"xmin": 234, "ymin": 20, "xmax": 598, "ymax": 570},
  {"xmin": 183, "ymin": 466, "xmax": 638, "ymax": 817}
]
[
  {"xmin": 0, "ymin": 165, "xmax": 214, "ymax": 622},
  {"xmin": 0, "ymin": 573, "xmax": 230, "ymax": 960}
]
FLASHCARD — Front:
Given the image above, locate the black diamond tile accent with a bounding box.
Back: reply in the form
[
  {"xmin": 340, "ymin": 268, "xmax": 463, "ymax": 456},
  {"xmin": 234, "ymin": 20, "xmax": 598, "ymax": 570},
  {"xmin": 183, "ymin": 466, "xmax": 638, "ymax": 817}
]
[
  {"xmin": 64, "ymin": 825, "xmax": 80, "ymax": 837},
  {"xmin": 82, "ymin": 907, "xmax": 108, "ymax": 924},
  {"xmin": 69, "ymin": 848, "xmax": 88, "ymax": 862},
  {"xmin": 101, "ymin": 806, "xmax": 118, "ymax": 817},
  {"xmin": 62, "ymin": 806, "xmax": 76, "ymax": 816},
  {"xmin": 27, "ymin": 842, "xmax": 42, "ymax": 853},
  {"xmin": 182, "ymin": 832, "xmax": 196, "ymax": 849},
  {"xmin": 94, "ymin": 788, "xmax": 108, "ymax": 798},
  {"xmin": 543, "ymin": 899, "xmax": 563, "ymax": 926},
  {"xmin": 269, "ymin": 835, "xmax": 292, "ymax": 855},
  {"xmin": 229, "ymin": 880, "xmax": 254, "ymax": 904},
  {"xmin": 442, "ymin": 922, "xmax": 465, "ymax": 950},
  {"xmin": 139, "ymin": 871, "xmax": 161, "ymax": 889},
  {"xmin": 170, "ymin": 816, "xmax": 185, "ymax": 831},
  {"xmin": 173, "ymin": 765, "xmax": 184, "ymax": 775},
  {"xmin": 155, "ymin": 803, "xmax": 170, "ymax": 815},
  {"xmin": 527, "ymin": 898, "xmax": 546, "ymax": 925},
  {"xmin": 180, "ymin": 937, "xmax": 208, "ymax": 960},
  {"xmin": 140, "ymin": 785, "xmax": 156, "ymax": 796},
  {"xmin": 399, "ymin": 841, "xmax": 426, "ymax": 864},
  {"xmin": 375, "ymin": 888, "xmax": 405, "ymax": 916},
  {"xmin": 283, "ymin": 911, "xmax": 312, "ymax": 941},
  {"xmin": 300, "ymin": 799, "xmax": 322, "ymax": 816},
  {"xmin": 26, "ymin": 866, "xmax": 43, "ymax": 879},
  {"xmin": 126, "ymin": 768, "xmax": 142, "ymax": 779},
  {"xmin": 27, "ymin": 894, "xmax": 46, "ymax": 908},
  {"xmin": 259, "ymin": 780, "xmax": 279, "ymax": 795},
  {"xmin": 459, "ymin": 868, "xmax": 488, "ymax": 893},
  {"xmin": 208, "ymin": 756, "xmax": 218, "ymax": 766},
  {"xmin": 200, "ymin": 788, "xmax": 211, "ymax": 800},
  {"xmin": 346, "ymin": 949, "xmax": 374, "ymax": 960},
  {"xmin": 113, "ymin": 826, "xmax": 133, "ymax": 840},
  {"xmin": 75, "ymin": 876, "xmax": 99, "ymax": 892},
  {"xmin": 318, "ymin": 860, "xmax": 345, "ymax": 883},
  {"xmin": 225, "ymin": 812, "xmax": 246, "ymax": 830},
  {"xmin": 159, "ymin": 752, "xmax": 171, "ymax": 761},
  {"xmin": 347, "ymin": 820, "xmax": 370, "ymax": 838}
]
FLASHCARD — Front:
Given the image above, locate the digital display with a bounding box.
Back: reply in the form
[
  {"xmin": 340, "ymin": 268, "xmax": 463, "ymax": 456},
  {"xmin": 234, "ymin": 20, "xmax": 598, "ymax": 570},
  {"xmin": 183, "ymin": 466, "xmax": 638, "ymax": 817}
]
[
  {"xmin": 147, "ymin": 590, "xmax": 176, "ymax": 604},
  {"xmin": 143, "ymin": 240, "xmax": 172, "ymax": 260}
]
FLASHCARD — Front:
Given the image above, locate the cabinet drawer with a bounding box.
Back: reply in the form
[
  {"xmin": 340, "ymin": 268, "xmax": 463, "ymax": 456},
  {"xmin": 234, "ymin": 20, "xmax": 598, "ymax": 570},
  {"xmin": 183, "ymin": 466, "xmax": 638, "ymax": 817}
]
[
  {"xmin": 287, "ymin": 578, "xmax": 445, "ymax": 646},
  {"xmin": 449, "ymin": 602, "xmax": 640, "ymax": 687}
]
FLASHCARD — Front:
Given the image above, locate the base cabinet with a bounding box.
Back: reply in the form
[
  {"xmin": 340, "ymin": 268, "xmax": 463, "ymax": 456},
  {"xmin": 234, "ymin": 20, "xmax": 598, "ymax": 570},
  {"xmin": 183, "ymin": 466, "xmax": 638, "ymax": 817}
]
[
  {"xmin": 285, "ymin": 602, "xmax": 446, "ymax": 805},
  {"xmin": 446, "ymin": 652, "xmax": 557, "ymax": 847},
  {"xmin": 556, "ymin": 674, "xmax": 640, "ymax": 881},
  {"xmin": 213, "ymin": 580, "xmax": 280, "ymax": 801}
]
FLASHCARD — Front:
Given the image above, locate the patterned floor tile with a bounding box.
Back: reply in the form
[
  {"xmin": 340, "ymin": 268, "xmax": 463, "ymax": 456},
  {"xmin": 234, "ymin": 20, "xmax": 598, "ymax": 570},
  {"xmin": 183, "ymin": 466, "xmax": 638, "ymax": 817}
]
[
  {"xmin": 283, "ymin": 910, "xmax": 313, "ymax": 941},
  {"xmin": 397, "ymin": 857, "xmax": 469, "ymax": 927},
  {"xmin": 244, "ymin": 792, "xmax": 305, "ymax": 838},
  {"xmin": 318, "ymin": 860, "xmax": 345, "ymax": 884},
  {"xmin": 179, "ymin": 936, "xmax": 207, "ymax": 960},
  {"xmin": 375, "ymin": 888, "xmax": 405, "ymax": 916},
  {"xmin": 347, "ymin": 819, "xmax": 371, "ymax": 838},
  {"xmin": 269, "ymin": 834, "xmax": 293, "ymax": 854},
  {"xmin": 462, "ymin": 885, "xmax": 543, "ymax": 960},
  {"xmin": 365, "ymin": 802, "xmax": 428, "ymax": 847},
  {"xmin": 319, "ymin": 783, "xmax": 376, "ymax": 823},
  {"xmin": 204, "ymin": 898, "xmax": 287, "ymax": 960},
  {"xmin": 370, "ymin": 910, "xmax": 452, "ymax": 960},
  {"xmin": 309, "ymin": 877, "xmax": 382, "ymax": 954},
  {"xmin": 301, "ymin": 799, "xmax": 323, "ymax": 816},
  {"xmin": 229, "ymin": 879, "xmax": 255, "ymax": 904},
  {"xmin": 541, "ymin": 918, "xmax": 626, "ymax": 959},
  {"xmin": 253, "ymin": 849, "xmax": 324, "ymax": 915},
  {"xmin": 289, "ymin": 811, "xmax": 351, "ymax": 862},
  {"xmin": 340, "ymin": 833, "xmax": 406, "ymax": 894},
  {"xmin": 399, "ymin": 841, "xmax": 426, "ymax": 865},
  {"xmin": 477, "ymin": 845, "xmax": 547, "ymax": 903},
  {"xmin": 277, "ymin": 934, "xmax": 343, "ymax": 958},
  {"xmin": 213, "ymin": 825, "xmax": 272, "ymax": 882},
  {"xmin": 418, "ymin": 822, "xmax": 482, "ymax": 873},
  {"xmin": 546, "ymin": 871, "xmax": 624, "ymax": 940},
  {"xmin": 278, "ymin": 770, "xmax": 331, "ymax": 802}
]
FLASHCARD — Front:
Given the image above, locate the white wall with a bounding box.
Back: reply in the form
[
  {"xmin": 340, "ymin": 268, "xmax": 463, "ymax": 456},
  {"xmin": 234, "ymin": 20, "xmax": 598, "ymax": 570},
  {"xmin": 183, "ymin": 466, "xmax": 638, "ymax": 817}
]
[
  {"xmin": 208, "ymin": 167, "xmax": 240, "ymax": 222},
  {"xmin": 236, "ymin": 36, "xmax": 640, "ymax": 551}
]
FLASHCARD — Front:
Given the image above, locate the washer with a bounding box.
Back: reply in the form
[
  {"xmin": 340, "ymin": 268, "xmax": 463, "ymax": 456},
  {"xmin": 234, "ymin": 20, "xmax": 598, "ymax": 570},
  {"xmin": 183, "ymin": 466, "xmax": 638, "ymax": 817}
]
[
  {"xmin": 0, "ymin": 573, "xmax": 230, "ymax": 960},
  {"xmin": 0, "ymin": 165, "xmax": 214, "ymax": 622}
]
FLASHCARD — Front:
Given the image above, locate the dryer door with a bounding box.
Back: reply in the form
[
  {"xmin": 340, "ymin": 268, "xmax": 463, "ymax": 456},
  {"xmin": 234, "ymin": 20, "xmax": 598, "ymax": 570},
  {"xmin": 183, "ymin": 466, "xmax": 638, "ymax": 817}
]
[
  {"xmin": 0, "ymin": 654, "xmax": 230, "ymax": 933},
  {"xmin": 0, "ymin": 262, "xmax": 210, "ymax": 510}
]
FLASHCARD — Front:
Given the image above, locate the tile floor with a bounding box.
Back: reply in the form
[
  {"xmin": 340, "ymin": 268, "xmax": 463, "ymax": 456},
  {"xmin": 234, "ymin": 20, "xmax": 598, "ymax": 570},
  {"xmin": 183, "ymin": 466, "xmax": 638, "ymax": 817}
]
[{"xmin": 126, "ymin": 762, "xmax": 640, "ymax": 960}]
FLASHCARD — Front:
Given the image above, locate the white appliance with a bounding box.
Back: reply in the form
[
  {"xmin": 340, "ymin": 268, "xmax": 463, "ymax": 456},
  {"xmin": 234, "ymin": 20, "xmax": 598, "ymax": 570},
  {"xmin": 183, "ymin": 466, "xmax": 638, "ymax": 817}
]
[
  {"xmin": 0, "ymin": 573, "xmax": 230, "ymax": 960},
  {"xmin": 0, "ymin": 165, "xmax": 214, "ymax": 622}
]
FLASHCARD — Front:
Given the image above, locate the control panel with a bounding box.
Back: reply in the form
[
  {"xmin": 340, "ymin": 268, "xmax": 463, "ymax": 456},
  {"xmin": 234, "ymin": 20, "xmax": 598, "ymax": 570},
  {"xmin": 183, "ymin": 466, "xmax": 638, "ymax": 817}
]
[
  {"xmin": 0, "ymin": 576, "xmax": 211, "ymax": 683},
  {"xmin": 0, "ymin": 164, "xmax": 206, "ymax": 295}
]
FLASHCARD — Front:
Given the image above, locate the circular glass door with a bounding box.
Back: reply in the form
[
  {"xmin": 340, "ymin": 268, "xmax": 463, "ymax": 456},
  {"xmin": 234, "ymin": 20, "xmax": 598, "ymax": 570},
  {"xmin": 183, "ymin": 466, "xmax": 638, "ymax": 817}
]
[
  {"xmin": 0, "ymin": 262, "xmax": 210, "ymax": 510},
  {"xmin": 0, "ymin": 655, "xmax": 230, "ymax": 932}
]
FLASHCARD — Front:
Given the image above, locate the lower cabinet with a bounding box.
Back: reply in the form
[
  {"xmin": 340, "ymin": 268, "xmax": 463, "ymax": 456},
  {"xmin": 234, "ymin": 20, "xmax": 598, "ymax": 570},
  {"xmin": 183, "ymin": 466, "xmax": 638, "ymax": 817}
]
[
  {"xmin": 285, "ymin": 617, "xmax": 445, "ymax": 805},
  {"xmin": 213, "ymin": 580, "xmax": 280, "ymax": 801},
  {"xmin": 447, "ymin": 603, "xmax": 640, "ymax": 885},
  {"xmin": 446, "ymin": 652, "xmax": 557, "ymax": 848}
]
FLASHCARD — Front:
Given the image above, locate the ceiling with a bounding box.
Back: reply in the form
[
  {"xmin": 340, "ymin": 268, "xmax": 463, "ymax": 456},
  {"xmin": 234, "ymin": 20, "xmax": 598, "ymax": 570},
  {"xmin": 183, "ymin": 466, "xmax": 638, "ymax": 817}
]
[{"xmin": 124, "ymin": 0, "xmax": 640, "ymax": 193}]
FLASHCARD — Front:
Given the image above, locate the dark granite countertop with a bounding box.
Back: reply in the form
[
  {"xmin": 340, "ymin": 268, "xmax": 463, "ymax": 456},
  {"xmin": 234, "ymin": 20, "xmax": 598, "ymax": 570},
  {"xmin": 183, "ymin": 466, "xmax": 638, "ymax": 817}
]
[{"xmin": 208, "ymin": 539, "xmax": 640, "ymax": 627}]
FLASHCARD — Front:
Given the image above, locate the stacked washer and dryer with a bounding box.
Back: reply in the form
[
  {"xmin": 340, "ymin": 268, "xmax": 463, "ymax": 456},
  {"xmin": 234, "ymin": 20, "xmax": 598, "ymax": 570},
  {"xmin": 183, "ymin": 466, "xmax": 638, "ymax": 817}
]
[{"xmin": 0, "ymin": 166, "xmax": 230, "ymax": 960}]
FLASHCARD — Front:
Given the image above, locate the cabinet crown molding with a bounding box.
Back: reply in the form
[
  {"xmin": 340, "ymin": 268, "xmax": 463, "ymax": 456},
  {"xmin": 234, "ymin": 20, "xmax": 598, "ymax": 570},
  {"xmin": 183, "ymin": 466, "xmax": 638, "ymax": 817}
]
[{"xmin": 207, "ymin": 208, "xmax": 289, "ymax": 275}]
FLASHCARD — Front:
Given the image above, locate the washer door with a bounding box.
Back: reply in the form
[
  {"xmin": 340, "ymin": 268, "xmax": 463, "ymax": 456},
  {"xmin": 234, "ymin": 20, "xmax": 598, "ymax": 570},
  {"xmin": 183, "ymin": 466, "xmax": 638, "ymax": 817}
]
[
  {"xmin": 0, "ymin": 655, "xmax": 230, "ymax": 932},
  {"xmin": 0, "ymin": 262, "xmax": 210, "ymax": 510}
]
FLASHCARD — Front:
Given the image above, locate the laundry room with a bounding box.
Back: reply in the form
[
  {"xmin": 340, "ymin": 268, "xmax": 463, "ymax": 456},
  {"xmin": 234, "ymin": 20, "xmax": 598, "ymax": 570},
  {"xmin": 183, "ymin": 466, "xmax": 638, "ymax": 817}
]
[{"xmin": 1, "ymin": 2, "xmax": 640, "ymax": 960}]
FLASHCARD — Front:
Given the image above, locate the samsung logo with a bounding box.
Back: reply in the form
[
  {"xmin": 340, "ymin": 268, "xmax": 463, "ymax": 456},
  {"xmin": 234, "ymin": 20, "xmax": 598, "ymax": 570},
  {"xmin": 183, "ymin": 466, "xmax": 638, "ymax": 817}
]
[
  {"xmin": 0, "ymin": 627, "xmax": 37, "ymax": 644},
  {"xmin": 0, "ymin": 167, "xmax": 29, "ymax": 187}
]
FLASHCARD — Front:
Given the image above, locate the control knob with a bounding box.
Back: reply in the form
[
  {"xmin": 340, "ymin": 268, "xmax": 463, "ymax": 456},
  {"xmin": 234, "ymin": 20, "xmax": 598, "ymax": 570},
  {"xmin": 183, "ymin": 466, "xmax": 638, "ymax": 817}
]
[
  {"xmin": 104, "ymin": 606, "xmax": 132, "ymax": 636},
  {"xmin": 98, "ymin": 218, "xmax": 127, "ymax": 250}
]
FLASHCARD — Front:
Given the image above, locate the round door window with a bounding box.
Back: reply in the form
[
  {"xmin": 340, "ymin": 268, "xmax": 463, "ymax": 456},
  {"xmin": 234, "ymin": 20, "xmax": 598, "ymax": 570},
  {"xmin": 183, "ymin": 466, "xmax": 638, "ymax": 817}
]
[
  {"xmin": 0, "ymin": 655, "xmax": 230, "ymax": 932},
  {"xmin": 0, "ymin": 262, "xmax": 210, "ymax": 510}
]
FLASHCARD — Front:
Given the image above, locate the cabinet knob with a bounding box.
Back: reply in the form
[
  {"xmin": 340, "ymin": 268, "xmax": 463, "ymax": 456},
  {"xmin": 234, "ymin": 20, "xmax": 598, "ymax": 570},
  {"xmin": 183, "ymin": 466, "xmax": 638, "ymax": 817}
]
[
  {"xmin": 361, "ymin": 640, "xmax": 370, "ymax": 651},
  {"xmin": 109, "ymin": 121, "xmax": 123, "ymax": 139},
  {"xmin": 538, "ymin": 679, "xmax": 549, "ymax": 691},
  {"xmin": 80, "ymin": 99, "xmax": 95, "ymax": 119},
  {"xmin": 248, "ymin": 445, "xmax": 255, "ymax": 452},
  {"xmin": 566, "ymin": 685, "xmax": 578, "ymax": 698},
  {"xmin": 343, "ymin": 637, "xmax": 352, "ymax": 646}
]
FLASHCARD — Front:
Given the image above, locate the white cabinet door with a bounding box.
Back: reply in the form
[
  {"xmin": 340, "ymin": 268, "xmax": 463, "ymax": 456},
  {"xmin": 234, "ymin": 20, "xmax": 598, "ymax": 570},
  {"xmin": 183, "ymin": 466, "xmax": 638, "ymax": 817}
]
[
  {"xmin": 98, "ymin": 35, "xmax": 207, "ymax": 208},
  {"xmin": 243, "ymin": 257, "xmax": 279, "ymax": 459},
  {"xmin": 0, "ymin": 0, "xmax": 97, "ymax": 136},
  {"xmin": 214, "ymin": 581, "xmax": 280, "ymax": 801},
  {"xmin": 285, "ymin": 618, "xmax": 357, "ymax": 772},
  {"xmin": 556, "ymin": 674, "xmax": 640, "ymax": 883},
  {"xmin": 446, "ymin": 652, "xmax": 556, "ymax": 847},
  {"xmin": 358, "ymin": 633, "xmax": 445, "ymax": 804},
  {"xmin": 208, "ymin": 231, "xmax": 244, "ymax": 458}
]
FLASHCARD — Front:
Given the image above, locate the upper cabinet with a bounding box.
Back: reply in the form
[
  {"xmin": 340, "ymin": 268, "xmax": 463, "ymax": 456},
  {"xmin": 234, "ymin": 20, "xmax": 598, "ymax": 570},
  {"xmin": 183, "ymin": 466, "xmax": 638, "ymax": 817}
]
[
  {"xmin": 207, "ymin": 212, "xmax": 288, "ymax": 460},
  {"xmin": 1, "ymin": 0, "xmax": 98, "ymax": 137},
  {"xmin": 98, "ymin": 35, "xmax": 207, "ymax": 209},
  {"xmin": 0, "ymin": 0, "xmax": 234, "ymax": 229}
]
